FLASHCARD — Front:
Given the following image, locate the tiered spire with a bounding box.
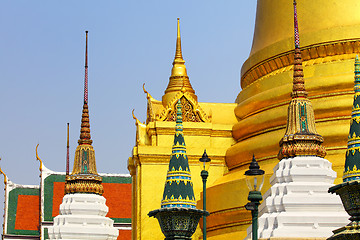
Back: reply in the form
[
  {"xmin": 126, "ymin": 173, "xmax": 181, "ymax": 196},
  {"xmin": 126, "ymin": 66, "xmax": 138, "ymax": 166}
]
[
  {"xmin": 162, "ymin": 18, "xmax": 197, "ymax": 106},
  {"xmin": 278, "ymin": 0, "xmax": 326, "ymax": 160},
  {"xmin": 343, "ymin": 56, "xmax": 360, "ymax": 182},
  {"xmin": 161, "ymin": 100, "xmax": 196, "ymax": 208},
  {"xmin": 64, "ymin": 31, "xmax": 103, "ymax": 195}
]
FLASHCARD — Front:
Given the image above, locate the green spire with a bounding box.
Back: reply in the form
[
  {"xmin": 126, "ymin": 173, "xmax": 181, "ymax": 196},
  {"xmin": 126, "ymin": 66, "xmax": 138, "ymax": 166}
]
[
  {"xmin": 343, "ymin": 56, "xmax": 360, "ymax": 182},
  {"xmin": 161, "ymin": 99, "xmax": 196, "ymax": 208}
]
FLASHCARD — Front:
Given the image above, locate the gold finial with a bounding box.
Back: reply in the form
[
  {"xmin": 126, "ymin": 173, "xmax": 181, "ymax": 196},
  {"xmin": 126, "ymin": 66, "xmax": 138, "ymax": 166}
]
[
  {"xmin": 175, "ymin": 18, "xmax": 183, "ymax": 60},
  {"xmin": 36, "ymin": 144, "xmax": 43, "ymax": 172},
  {"xmin": 0, "ymin": 158, "xmax": 7, "ymax": 185},
  {"xmin": 171, "ymin": 18, "xmax": 187, "ymax": 77}
]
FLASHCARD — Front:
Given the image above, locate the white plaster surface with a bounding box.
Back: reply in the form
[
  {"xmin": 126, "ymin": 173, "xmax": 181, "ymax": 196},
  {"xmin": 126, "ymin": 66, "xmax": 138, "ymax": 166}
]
[
  {"xmin": 48, "ymin": 193, "xmax": 118, "ymax": 240},
  {"xmin": 245, "ymin": 156, "xmax": 349, "ymax": 239}
]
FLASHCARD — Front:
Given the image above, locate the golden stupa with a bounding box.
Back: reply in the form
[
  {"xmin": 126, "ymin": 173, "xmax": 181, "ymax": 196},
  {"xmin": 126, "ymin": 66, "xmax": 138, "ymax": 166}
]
[{"xmin": 129, "ymin": 1, "xmax": 360, "ymax": 239}]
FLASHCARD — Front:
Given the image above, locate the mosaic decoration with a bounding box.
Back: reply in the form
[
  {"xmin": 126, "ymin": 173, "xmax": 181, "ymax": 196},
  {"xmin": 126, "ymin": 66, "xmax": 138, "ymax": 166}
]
[
  {"xmin": 148, "ymin": 95, "xmax": 207, "ymax": 240},
  {"xmin": 161, "ymin": 100, "xmax": 196, "ymax": 208},
  {"xmin": 343, "ymin": 56, "xmax": 360, "ymax": 182},
  {"xmin": 64, "ymin": 31, "xmax": 103, "ymax": 195},
  {"xmin": 165, "ymin": 96, "xmax": 202, "ymax": 122},
  {"xmin": 278, "ymin": 0, "xmax": 326, "ymax": 160},
  {"xmin": 156, "ymin": 92, "xmax": 210, "ymax": 123},
  {"xmin": 329, "ymin": 181, "xmax": 360, "ymax": 240}
]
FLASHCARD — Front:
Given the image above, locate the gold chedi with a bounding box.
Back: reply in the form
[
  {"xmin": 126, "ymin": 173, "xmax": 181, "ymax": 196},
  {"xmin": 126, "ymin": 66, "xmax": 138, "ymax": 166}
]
[
  {"xmin": 65, "ymin": 31, "xmax": 103, "ymax": 195},
  {"xmin": 205, "ymin": 0, "xmax": 360, "ymax": 239}
]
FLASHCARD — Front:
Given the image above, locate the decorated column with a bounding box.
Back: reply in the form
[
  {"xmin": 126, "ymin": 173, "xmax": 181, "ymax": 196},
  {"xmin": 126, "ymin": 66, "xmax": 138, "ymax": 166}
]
[
  {"xmin": 48, "ymin": 31, "xmax": 118, "ymax": 240},
  {"xmin": 148, "ymin": 100, "xmax": 208, "ymax": 240}
]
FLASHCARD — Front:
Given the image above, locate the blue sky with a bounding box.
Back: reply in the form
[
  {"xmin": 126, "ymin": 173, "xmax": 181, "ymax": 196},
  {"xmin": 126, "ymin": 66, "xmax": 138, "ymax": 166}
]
[{"xmin": 0, "ymin": 0, "xmax": 257, "ymax": 225}]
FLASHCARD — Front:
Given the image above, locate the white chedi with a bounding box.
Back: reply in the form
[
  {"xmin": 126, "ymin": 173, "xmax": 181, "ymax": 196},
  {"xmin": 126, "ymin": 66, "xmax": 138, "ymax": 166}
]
[
  {"xmin": 245, "ymin": 156, "xmax": 349, "ymax": 239},
  {"xmin": 49, "ymin": 193, "xmax": 118, "ymax": 240}
]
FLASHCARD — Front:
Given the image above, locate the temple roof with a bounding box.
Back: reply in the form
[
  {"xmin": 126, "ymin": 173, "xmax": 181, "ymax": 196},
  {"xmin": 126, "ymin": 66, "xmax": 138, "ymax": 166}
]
[{"xmin": 162, "ymin": 18, "xmax": 197, "ymax": 107}]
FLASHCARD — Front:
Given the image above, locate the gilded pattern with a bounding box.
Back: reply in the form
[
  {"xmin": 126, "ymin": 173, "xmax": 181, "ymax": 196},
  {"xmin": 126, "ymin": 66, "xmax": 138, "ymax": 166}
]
[
  {"xmin": 157, "ymin": 93, "xmax": 210, "ymax": 123},
  {"xmin": 64, "ymin": 34, "xmax": 103, "ymax": 195},
  {"xmin": 242, "ymin": 39, "xmax": 360, "ymax": 89},
  {"xmin": 165, "ymin": 96, "xmax": 202, "ymax": 122},
  {"xmin": 278, "ymin": 4, "xmax": 326, "ymax": 160}
]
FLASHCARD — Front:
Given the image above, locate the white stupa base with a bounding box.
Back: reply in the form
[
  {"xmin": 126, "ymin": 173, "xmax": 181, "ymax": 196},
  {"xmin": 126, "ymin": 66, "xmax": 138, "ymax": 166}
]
[
  {"xmin": 245, "ymin": 156, "xmax": 349, "ymax": 240},
  {"xmin": 48, "ymin": 193, "xmax": 119, "ymax": 240}
]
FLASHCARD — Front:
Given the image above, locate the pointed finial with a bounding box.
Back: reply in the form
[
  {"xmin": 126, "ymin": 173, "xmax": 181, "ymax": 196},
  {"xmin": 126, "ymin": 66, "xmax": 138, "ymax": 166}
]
[
  {"xmin": 175, "ymin": 18, "xmax": 183, "ymax": 60},
  {"xmin": 66, "ymin": 123, "xmax": 70, "ymax": 175},
  {"xmin": 293, "ymin": 0, "xmax": 300, "ymax": 49},
  {"xmin": 291, "ymin": 0, "xmax": 307, "ymax": 98},
  {"xmin": 84, "ymin": 31, "xmax": 89, "ymax": 104},
  {"xmin": 79, "ymin": 31, "xmax": 92, "ymax": 145},
  {"xmin": 171, "ymin": 18, "xmax": 187, "ymax": 76}
]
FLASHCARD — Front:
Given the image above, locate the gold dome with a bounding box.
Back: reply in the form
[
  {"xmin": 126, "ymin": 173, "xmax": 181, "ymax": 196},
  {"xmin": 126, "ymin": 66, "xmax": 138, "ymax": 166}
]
[{"xmin": 242, "ymin": 0, "xmax": 360, "ymax": 89}]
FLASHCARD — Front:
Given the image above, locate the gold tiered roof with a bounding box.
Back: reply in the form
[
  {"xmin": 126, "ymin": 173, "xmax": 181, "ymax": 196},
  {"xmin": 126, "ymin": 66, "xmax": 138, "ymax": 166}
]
[
  {"xmin": 144, "ymin": 19, "xmax": 210, "ymax": 124},
  {"xmin": 64, "ymin": 31, "xmax": 103, "ymax": 195},
  {"xmin": 162, "ymin": 18, "xmax": 197, "ymax": 106}
]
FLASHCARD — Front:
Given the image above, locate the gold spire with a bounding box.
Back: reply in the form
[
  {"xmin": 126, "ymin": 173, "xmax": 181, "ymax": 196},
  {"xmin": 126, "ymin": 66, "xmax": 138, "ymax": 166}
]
[
  {"xmin": 278, "ymin": 1, "xmax": 326, "ymax": 160},
  {"xmin": 64, "ymin": 31, "xmax": 103, "ymax": 195},
  {"xmin": 173, "ymin": 18, "xmax": 185, "ymax": 66},
  {"xmin": 162, "ymin": 18, "xmax": 197, "ymax": 106}
]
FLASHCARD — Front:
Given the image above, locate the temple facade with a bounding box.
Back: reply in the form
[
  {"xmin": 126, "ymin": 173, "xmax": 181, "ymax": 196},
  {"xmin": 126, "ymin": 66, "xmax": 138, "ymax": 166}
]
[
  {"xmin": 129, "ymin": 0, "xmax": 360, "ymax": 239},
  {"xmin": 3, "ymin": 1, "xmax": 360, "ymax": 240}
]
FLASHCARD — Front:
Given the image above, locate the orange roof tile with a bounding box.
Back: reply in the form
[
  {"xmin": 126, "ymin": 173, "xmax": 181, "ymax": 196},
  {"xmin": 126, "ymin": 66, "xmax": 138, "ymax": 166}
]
[{"xmin": 15, "ymin": 195, "xmax": 40, "ymax": 231}]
